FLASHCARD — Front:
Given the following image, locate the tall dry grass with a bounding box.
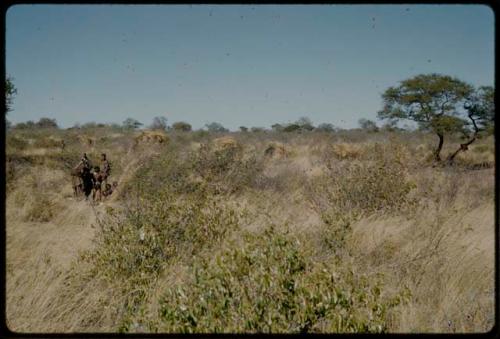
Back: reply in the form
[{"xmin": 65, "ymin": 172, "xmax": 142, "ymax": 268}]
[{"xmin": 5, "ymin": 127, "xmax": 495, "ymax": 333}]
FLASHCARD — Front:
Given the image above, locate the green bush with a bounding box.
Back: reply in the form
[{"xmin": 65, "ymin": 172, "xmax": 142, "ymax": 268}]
[
  {"xmin": 308, "ymin": 142, "xmax": 416, "ymax": 253},
  {"xmin": 151, "ymin": 226, "xmax": 408, "ymax": 333},
  {"xmin": 6, "ymin": 134, "xmax": 29, "ymax": 152},
  {"xmin": 84, "ymin": 188, "xmax": 241, "ymax": 287},
  {"xmin": 190, "ymin": 143, "xmax": 264, "ymax": 194},
  {"xmin": 313, "ymin": 143, "xmax": 415, "ymax": 216}
]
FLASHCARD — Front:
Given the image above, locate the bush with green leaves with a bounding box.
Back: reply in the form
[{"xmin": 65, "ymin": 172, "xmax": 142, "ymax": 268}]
[
  {"xmin": 84, "ymin": 187, "xmax": 241, "ymax": 287},
  {"xmin": 313, "ymin": 142, "xmax": 415, "ymax": 217},
  {"xmin": 190, "ymin": 142, "xmax": 264, "ymax": 194},
  {"xmin": 309, "ymin": 142, "xmax": 416, "ymax": 252},
  {"xmin": 6, "ymin": 134, "xmax": 29, "ymax": 152},
  {"xmin": 150, "ymin": 226, "xmax": 409, "ymax": 333},
  {"xmin": 75, "ymin": 179, "xmax": 242, "ymax": 331}
]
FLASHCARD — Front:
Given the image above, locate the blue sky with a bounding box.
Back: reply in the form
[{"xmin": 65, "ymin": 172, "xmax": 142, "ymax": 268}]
[{"xmin": 6, "ymin": 5, "xmax": 494, "ymax": 130}]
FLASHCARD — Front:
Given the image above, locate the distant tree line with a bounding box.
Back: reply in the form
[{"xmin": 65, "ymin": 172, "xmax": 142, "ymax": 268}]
[{"xmin": 6, "ymin": 73, "xmax": 494, "ymax": 164}]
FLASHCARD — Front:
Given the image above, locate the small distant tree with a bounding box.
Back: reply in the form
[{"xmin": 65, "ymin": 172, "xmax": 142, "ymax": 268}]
[
  {"xmin": 283, "ymin": 123, "xmax": 301, "ymax": 132},
  {"xmin": 358, "ymin": 118, "xmax": 379, "ymax": 132},
  {"xmin": 239, "ymin": 126, "xmax": 248, "ymax": 132},
  {"xmin": 36, "ymin": 117, "xmax": 58, "ymax": 129},
  {"xmin": 172, "ymin": 121, "xmax": 192, "ymax": 132},
  {"xmin": 15, "ymin": 120, "xmax": 36, "ymax": 129},
  {"xmin": 378, "ymin": 73, "xmax": 473, "ymax": 162},
  {"xmin": 82, "ymin": 122, "xmax": 98, "ymax": 129},
  {"xmin": 123, "ymin": 118, "xmax": 143, "ymax": 130},
  {"xmin": 251, "ymin": 126, "xmax": 265, "ymax": 132},
  {"xmin": 316, "ymin": 123, "xmax": 336, "ymax": 132},
  {"xmin": 205, "ymin": 122, "xmax": 228, "ymax": 133},
  {"xmin": 150, "ymin": 116, "xmax": 168, "ymax": 131},
  {"xmin": 5, "ymin": 76, "xmax": 17, "ymax": 114},
  {"xmin": 271, "ymin": 123, "xmax": 284, "ymax": 132},
  {"xmin": 380, "ymin": 120, "xmax": 402, "ymax": 132},
  {"xmin": 296, "ymin": 116, "xmax": 315, "ymax": 131}
]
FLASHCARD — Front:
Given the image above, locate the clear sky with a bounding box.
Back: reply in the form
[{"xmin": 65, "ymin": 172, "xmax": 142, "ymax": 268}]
[{"xmin": 6, "ymin": 4, "xmax": 495, "ymax": 130}]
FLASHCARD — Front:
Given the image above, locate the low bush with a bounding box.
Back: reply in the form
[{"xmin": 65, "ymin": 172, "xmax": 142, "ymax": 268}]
[
  {"xmin": 309, "ymin": 142, "xmax": 416, "ymax": 253},
  {"xmin": 151, "ymin": 226, "xmax": 409, "ymax": 333},
  {"xmin": 84, "ymin": 188, "xmax": 241, "ymax": 286},
  {"xmin": 77, "ymin": 180, "xmax": 242, "ymax": 330},
  {"xmin": 6, "ymin": 134, "xmax": 29, "ymax": 152},
  {"xmin": 190, "ymin": 142, "xmax": 264, "ymax": 195}
]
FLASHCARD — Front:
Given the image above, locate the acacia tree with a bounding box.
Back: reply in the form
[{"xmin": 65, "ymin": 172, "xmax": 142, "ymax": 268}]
[
  {"xmin": 36, "ymin": 117, "xmax": 58, "ymax": 128},
  {"xmin": 6, "ymin": 76, "xmax": 17, "ymax": 114},
  {"xmin": 172, "ymin": 121, "xmax": 192, "ymax": 132},
  {"xmin": 205, "ymin": 122, "xmax": 228, "ymax": 133},
  {"xmin": 123, "ymin": 118, "xmax": 143, "ymax": 130},
  {"xmin": 358, "ymin": 118, "xmax": 379, "ymax": 132},
  {"xmin": 150, "ymin": 116, "xmax": 168, "ymax": 131},
  {"xmin": 447, "ymin": 85, "xmax": 494, "ymax": 163},
  {"xmin": 378, "ymin": 74, "xmax": 473, "ymax": 162}
]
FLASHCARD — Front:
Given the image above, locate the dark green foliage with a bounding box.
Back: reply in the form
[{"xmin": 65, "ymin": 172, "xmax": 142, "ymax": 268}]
[
  {"xmin": 250, "ymin": 126, "xmax": 265, "ymax": 132},
  {"xmin": 5, "ymin": 76, "xmax": 17, "ymax": 113},
  {"xmin": 205, "ymin": 122, "xmax": 229, "ymax": 133},
  {"xmin": 153, "ymin": 226, "xmax": 408, "ymax": 333},
  {"xmin": 172, "ymin": 121, "xmax": 192, "ymax": 132},
  {"xmin": 36, "ymin": 117, "xmax": 59, "ymax": 129},
  {"xmin": 271, "ymin": 123, "xmax": 284, "ymax": 132},
  {"xmin": 377, "ymin": 73, "xmax": 487, "ymax": 161},
  {"xmin": 190, "ymin": 142, "xmax": 264, "ymax": 195},
  {"xmin": 316, "ymin": 123, "xmax": 336, "ymax": 132},
  {"xmin": 358, "ymin": 118, "xmax": 379, "ymax": 132},
  {"xmin": 283, "ymin": 124, "xmax": 301, "ymax": 132},
  {"xmin": 14, "ymin": 120, "xmax": 36, "ymax": 129},
  {"xmin": 150, "ymin": 117, "xmax": 168, "ymax": 131},
  {"xmin": 123, "ymin": 118, "xmax": 143, "ymax": 129}
]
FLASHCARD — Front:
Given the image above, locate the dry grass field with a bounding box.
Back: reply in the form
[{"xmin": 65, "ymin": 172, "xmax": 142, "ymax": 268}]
[{"xmin": 5, "ymin": 127, "xmax": 495, "ymax": 333}]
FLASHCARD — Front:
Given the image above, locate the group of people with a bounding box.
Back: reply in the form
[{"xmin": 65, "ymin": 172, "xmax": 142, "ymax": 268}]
[{"xmin": 74, "ymin": 152, "xmax": 116, "ymax": 201}]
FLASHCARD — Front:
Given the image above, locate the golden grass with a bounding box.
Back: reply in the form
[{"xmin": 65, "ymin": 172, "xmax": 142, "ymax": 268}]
[{"xmin": 5, "ymin": 129, "xmax": 495, "ymax": 333}]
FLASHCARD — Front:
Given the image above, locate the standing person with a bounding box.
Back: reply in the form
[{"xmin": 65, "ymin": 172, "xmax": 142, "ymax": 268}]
[
  {"xmin": 81, "ymin": 166, "xmax": 94, "ymax": 201},
  {"xmin": 101, "ymin": 153, "xmax": 111, "ymax": 191},
  {"xmin": 72, "ymin": 153, "xmax": 91, "ymax": 196},
  {"xmin": 81, "ymin": 153, "xmax": 91, "ymax": 170},
  {"xmin": 92, "ymin": 166, "xmax": 104, "ymax": 202}
]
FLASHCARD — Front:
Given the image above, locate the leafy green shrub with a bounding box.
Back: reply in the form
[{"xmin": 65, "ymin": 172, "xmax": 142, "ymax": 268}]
[
  {"xmin": 6, "ymin": 135, "xmax": 29, "ymax": 152},
  {"xmin": 84, "ymin": 188, "xmax": 241, "ymax": 287},
  {"xmin": 190, "ymin": 143, "xmax": 264, "ymax": 194},
  {"xmin": 74, "ymin": 178, "xmax": 242, "ymax": 331},
  {"xmin": 314, "ymin": 143, "xmax": 415, "ymax": 216},
  {"xmin": 309, "ymin": 142, "xmax": 416, "ymax": 252},
  {"xmin": 151, "ymin": 226, "xmax": 408, "ymax": 333}
]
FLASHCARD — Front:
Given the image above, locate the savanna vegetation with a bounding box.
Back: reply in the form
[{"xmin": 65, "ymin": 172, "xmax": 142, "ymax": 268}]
[{"xmin": 5, "ymin": 74, "xmax": 495, "ymax": 333}]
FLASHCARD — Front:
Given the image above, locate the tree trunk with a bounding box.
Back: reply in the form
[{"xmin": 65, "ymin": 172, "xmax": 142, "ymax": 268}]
[
  {"xmin": 435, "ymin": 133, "xmax": 444, "ymax": 162},
  {"xmin": 447, "ymin": 137, "xmax": 477, "ymax": 164},
  {"xmin": 447, "ymin": 113, "xmax": 480, "ymax": 165}
]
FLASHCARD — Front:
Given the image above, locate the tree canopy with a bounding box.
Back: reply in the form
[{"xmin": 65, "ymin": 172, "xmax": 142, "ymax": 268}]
[
  {"xmin": 172, "ymin": 121, "xmax": 192, "ymax": 132},
  {"xmin": 205, "ymin": 122, "xmax": 228, "ymax": 133},
  {"xmin": 123, "ymin": 118, "xmax": 143, "ymax": 130},
  {"xmin": 377, "ymin": 73, "xmax": 491, "ymax": 162},
  {"xmin": 150, "ymin": 116, "xmax": 168, "ymax": 131},
  {"xmin": 5, "ymin": 76, "xmax": 17, "ymax": 114}
]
